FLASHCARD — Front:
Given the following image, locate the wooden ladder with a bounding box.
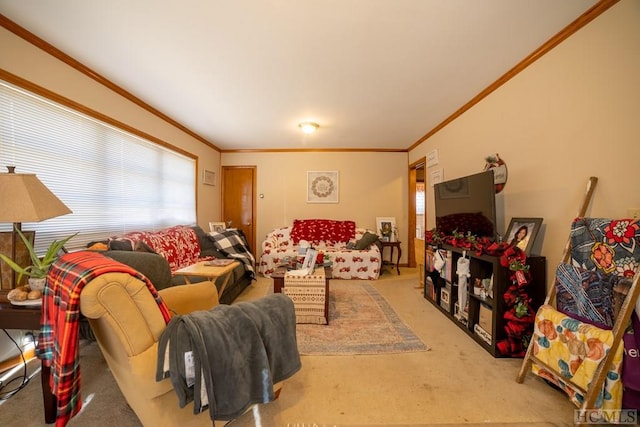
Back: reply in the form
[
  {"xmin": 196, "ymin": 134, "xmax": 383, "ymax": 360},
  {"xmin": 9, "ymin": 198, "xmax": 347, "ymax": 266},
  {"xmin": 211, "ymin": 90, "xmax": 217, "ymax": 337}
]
[{"xmin": 516, "ymin": 176, "xmax": 640, "ymax": 426}]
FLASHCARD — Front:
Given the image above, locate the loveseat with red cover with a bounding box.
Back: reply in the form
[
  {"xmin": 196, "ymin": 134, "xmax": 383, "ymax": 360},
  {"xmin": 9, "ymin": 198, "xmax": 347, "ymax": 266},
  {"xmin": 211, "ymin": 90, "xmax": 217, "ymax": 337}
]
[{"xmin": 259, "ymin": 219, "xmax": 382, "ymax": 280}]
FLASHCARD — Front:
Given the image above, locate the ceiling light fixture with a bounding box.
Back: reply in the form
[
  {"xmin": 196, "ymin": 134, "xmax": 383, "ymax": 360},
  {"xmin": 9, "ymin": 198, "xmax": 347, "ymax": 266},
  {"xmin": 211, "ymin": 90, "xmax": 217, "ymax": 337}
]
[{"xmin": 298, "ymin": 121, "xmax": 319, "ymax": 134}]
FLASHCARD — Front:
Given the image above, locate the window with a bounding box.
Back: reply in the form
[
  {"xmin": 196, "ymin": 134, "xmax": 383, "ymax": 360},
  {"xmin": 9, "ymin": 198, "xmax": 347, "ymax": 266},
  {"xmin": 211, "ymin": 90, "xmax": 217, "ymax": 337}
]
[
  {"xmin": 416, "ymin": 182, "xmax": 425, "ymax": 215},
  {"xmin": 0, "ymin": 81, "xmax": 196, "ymax": 253}
]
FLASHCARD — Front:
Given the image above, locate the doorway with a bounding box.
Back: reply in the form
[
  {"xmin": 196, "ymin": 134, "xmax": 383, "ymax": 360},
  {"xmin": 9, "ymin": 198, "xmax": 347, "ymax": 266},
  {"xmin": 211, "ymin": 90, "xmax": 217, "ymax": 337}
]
[
  {"xmin": 221, "ymin": 166, "xmax": 257, "ymax": 255},
  {"xmin": 408, "ymin": 158, "xmax": 426, "ymax": 269}
]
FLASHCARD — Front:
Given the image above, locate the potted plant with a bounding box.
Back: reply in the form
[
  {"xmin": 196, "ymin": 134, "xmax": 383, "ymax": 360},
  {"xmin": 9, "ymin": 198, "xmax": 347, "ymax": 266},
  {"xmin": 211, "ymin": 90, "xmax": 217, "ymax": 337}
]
[{"xmin": 0, "ymin": 227, "xmax": 77, "ymax": 290}]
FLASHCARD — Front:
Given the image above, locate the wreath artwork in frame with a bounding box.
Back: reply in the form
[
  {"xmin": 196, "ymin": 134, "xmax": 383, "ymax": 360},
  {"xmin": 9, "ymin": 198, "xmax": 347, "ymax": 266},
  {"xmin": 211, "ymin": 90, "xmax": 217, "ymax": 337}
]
[
  {"xmin": 307, "ymin": 171, "xmax": 339, "ymax": 203},
  {"xmin": 504, "ymin": 217, "xmax": 543, "ymax": 256}
]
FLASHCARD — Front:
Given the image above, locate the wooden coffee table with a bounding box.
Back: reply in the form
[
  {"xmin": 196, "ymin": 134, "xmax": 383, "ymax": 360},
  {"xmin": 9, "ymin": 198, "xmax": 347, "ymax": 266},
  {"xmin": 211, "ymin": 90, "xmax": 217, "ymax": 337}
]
[
  {"xmin": 272, "ymin": 266, "xmax": 332, "ymax": 325},
  {"xmin": 173, "ymin": 260, "xmax": 240, "ymax": 300}
]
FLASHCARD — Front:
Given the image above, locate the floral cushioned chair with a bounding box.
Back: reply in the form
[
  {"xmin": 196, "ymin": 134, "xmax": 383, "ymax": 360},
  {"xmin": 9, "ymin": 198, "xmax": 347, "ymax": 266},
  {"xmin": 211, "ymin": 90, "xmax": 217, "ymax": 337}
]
[{"xmin": 517, "ymin": 217, "xmax": 640, "ymax": 419}]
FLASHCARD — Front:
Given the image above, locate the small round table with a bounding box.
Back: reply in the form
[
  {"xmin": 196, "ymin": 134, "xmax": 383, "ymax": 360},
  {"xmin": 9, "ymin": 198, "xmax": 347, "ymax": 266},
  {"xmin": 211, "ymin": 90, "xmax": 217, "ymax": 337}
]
[{"xmin": 380, "ymin": 241, "xmax": 401, "ymax": 275}]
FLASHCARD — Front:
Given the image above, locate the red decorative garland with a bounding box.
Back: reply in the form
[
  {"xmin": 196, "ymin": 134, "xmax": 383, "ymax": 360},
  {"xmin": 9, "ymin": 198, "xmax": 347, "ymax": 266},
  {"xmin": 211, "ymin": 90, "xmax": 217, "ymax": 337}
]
[
  {"xmin": 497, "ymin": 245, "xmax": 535, "ymax": 357},
  {"xmin": 425, "ymin": 229, "xmax": 535, "ymax": 357}
]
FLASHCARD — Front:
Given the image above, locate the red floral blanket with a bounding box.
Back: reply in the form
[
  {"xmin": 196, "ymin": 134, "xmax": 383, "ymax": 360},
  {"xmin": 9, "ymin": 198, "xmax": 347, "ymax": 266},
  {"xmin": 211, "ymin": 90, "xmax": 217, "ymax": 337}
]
[
  {"xmin": 290, "ymin": 219, "xmax": 356, "ymax": 245},
  {"xmin": 124, "ymin": 225, "xmax": 202, "ymax": 272}
]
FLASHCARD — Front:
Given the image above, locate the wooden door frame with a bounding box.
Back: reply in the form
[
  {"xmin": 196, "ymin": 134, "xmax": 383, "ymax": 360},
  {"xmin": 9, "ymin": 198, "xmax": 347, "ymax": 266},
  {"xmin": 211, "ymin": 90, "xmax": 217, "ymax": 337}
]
[
  {"xmin": 221, "ymin": 165, "xmax": 257, "ymax": 256},
  {"xmin": 408, "ymin": 157, "xmax": 426, "ymax": 269}
]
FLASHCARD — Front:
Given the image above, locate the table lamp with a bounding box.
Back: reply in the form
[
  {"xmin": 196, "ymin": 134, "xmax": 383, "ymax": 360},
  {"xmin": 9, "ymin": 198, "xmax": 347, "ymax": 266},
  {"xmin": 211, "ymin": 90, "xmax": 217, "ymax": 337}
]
[{"xmin": 0, "ymin": 166, "xmax": 72, "ymax": 290}]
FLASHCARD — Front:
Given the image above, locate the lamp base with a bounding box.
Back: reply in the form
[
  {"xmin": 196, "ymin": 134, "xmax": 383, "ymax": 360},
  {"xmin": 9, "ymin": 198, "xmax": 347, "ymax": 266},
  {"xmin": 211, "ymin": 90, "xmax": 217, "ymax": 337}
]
[{"xmin": 0, "ymin": 227, "xmax": 34, "ymax": 291}]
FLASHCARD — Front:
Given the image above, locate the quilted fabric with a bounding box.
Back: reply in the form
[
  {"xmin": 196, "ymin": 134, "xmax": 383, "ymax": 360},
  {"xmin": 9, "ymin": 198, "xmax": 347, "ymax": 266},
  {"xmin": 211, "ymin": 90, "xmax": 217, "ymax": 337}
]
[
  {"xmin": 531, "ymin": 305, "xmax": 623, "ymax": 410},
  {"xmin": 290, "ymin": 219, "xmax": 356, "ymax": 245},
  {"xmin": 124, "ymin": 225, "xmax": 202, "ymax": 272},
  {"xmin": 555, "ymin": 263, "xmax": 618, "ymax": 329},
  {"xmin": 570, "ymin": 217, "xmax": 640, "ymax": 278}
]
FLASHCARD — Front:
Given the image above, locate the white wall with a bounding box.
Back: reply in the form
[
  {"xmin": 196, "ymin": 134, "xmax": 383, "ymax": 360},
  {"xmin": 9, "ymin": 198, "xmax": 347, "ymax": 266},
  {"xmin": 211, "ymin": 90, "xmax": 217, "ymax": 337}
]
[
  {"xmin": 0, "ymin": 26, "xmax": 222, "ymax": 229},
  {"xmin": 222, "ymin": 151, "xmax": 409, "ymax": 261},
  {"xmin": 409, "ymin": 0, "xmax": 640, "ymax": 286}
]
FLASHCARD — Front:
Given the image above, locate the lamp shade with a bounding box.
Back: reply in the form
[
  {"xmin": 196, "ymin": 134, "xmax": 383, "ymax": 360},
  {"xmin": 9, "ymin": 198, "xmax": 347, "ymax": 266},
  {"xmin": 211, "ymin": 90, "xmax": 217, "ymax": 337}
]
[{"xmin": 0, "ymin": 170, "xmax": 72, "ymax": 223}]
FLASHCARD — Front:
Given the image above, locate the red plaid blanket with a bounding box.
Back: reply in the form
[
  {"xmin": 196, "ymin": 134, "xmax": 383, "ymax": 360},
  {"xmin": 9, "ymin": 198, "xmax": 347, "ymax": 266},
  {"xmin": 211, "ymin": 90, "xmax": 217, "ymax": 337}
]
[{"xmin": 37, "ymin": 251, "xmax": 172, "ymax": 427}]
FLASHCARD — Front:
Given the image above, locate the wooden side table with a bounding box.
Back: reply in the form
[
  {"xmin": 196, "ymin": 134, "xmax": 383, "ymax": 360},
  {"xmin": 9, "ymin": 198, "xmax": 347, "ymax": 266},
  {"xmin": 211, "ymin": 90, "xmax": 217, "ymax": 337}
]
[
  {"xmin": 172, "ymin": 260, "xmax": 240, "ymax": 301},
  {"xmin": 380, "ymin": 241, "xmax": 401, "ymax": 275},
  {"xmin": 0, "ymin": 301, "xmax": 56, "ymax": 424}
]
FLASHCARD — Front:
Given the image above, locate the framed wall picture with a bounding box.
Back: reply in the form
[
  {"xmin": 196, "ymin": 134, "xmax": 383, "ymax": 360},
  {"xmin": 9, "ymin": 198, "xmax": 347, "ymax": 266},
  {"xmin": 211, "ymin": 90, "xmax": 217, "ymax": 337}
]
[
  {"xmin": 504, "ymin": 217, "xmax": 542, "ymax": 255},
  {"xmin": 203, "ymin": 169, "xmax": 216, "ymax": 186},
  {"xmin": 209, "ymin": 222, "xmax": 226, "ymax": 233},
  {"xmin": 376, "ymin": 217, "xmax": 397, "ymax": 242},
  {"xmin": 307, "ymin": 171, "xmax": 339, "ymax": 203}
]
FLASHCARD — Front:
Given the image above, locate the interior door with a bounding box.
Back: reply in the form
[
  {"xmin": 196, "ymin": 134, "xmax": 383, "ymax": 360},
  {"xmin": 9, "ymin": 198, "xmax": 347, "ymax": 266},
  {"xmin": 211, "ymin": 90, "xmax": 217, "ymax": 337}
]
[
  {"xmin": 408, "ymin": 158, "xmax": 426, "ymax": 268},
  {"xmin": 221, "ymin": 166, "xmax": 257, "ymax": 255}
]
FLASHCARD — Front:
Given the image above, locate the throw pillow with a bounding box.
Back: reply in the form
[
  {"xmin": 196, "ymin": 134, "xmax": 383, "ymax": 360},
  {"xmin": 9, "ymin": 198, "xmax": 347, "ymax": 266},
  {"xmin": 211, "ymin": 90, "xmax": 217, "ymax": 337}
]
[
  {"xmin": 108, "ymin": 238, "xmax": 134, "ymax": 251},
  {"xmin": 354, "ymin": 231, "xmax": 379, "ymax": 250},
  {"xmin": 86, "ymin": 241, "xmax": 108, "ymax": 251}
]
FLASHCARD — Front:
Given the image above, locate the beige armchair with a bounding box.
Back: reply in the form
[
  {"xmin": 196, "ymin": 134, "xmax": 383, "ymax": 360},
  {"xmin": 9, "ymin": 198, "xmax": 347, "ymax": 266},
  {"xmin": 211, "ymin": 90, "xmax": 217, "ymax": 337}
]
[{"xmin": 79, "ymin": 272, "xmax": 264, "ymax": 426}]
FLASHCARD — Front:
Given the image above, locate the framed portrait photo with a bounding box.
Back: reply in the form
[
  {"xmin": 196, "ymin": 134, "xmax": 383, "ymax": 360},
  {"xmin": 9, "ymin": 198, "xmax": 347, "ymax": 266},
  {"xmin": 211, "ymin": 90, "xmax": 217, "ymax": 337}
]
[
  {"xmin": 376, "ymin": 217, "xmax": 397, "ymax": 242},
  {"xmin": 209, "ymin": 222, "xmax": 226, "ymax": 233},
  {"xmin": 505, "ymin": 217, "xmax": 542, "ymax": 256},
  {"xmin": 307, "ymin": 171, "xmax": 339, "ymax": 203},
  {"xmin": 301, "ymin": 248, "xmax": 317, "ymax": 273}
]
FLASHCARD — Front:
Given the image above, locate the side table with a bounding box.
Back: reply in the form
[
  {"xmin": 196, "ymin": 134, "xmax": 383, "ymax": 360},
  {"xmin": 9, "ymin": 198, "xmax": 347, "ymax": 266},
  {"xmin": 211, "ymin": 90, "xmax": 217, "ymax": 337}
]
[
  {"xmin": 0, "ymin": 301, "xmax": 56, "ymax": 424},
  {"xmin": 172, "ymin": 260, "xmax": 240, "ymax": 302},
  {"xmin": 380, "ymin": 241, "xmax": 401, "ymax": 275}
]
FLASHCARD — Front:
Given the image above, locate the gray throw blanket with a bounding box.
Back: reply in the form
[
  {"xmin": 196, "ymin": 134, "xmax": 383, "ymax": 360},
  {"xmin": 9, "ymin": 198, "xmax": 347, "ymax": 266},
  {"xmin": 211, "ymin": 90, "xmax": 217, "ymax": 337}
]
[{"xmin": 156, "ymin": 294, "xmax": 301, "ymax": 420}]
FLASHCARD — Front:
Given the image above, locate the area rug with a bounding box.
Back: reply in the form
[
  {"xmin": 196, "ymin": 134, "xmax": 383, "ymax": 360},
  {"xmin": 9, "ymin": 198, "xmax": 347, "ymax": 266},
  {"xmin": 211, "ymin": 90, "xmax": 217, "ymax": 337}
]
[{"xmin": 292, "ymin": 281, "xmax": 429, "ymax": 355}]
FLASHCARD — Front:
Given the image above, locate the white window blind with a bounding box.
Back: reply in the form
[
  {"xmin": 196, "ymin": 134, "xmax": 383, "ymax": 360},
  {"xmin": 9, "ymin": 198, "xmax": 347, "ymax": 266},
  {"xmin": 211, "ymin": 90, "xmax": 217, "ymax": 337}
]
[{"xmin": 0, "ymin": 81, "xmax": 196, "ymax": 254}]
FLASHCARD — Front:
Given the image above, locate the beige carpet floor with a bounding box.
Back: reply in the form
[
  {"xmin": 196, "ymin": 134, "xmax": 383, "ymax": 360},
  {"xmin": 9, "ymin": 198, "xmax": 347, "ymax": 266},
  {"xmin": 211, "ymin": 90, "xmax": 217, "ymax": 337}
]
[{"xmin": 0, "ymin": 268, "xmax": 578, "ymax": 426}]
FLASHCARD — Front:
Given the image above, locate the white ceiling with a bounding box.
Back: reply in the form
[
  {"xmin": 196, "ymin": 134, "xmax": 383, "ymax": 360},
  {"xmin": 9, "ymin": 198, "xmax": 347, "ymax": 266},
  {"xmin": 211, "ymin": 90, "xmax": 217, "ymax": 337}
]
[{"xmin": 0, "ymin": 0, "xmax": 599, "ymax": 151}]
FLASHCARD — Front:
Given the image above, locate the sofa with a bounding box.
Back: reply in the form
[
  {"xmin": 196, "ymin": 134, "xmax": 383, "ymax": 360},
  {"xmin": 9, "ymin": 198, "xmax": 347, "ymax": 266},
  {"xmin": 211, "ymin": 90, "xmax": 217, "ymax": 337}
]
[
  {"xmin": 90, "ymin": 224, "xmax": 253, "ymax": 304},
  {"xmin": 258, "ymin": 219, "xmax": 382, "ymax": 280}
]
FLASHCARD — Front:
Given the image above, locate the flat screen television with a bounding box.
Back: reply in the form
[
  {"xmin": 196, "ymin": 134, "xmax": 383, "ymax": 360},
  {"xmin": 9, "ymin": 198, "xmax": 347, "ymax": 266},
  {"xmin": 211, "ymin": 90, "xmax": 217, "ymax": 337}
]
[{"xmin": 434, "ymin": 170, "xmax": 497, "ymax": 241}]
